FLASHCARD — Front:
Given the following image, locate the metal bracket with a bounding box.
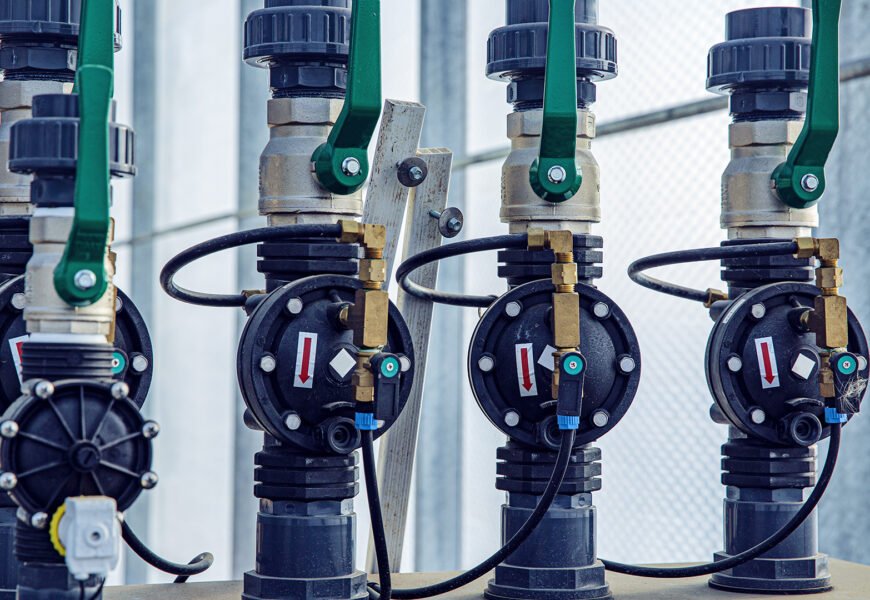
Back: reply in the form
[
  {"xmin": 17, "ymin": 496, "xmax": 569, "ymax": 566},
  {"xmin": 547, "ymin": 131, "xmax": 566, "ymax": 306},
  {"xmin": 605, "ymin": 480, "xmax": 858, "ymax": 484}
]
[{"xmin": 772, "ymin": 0, "xmax": 842, "ymax": 209}]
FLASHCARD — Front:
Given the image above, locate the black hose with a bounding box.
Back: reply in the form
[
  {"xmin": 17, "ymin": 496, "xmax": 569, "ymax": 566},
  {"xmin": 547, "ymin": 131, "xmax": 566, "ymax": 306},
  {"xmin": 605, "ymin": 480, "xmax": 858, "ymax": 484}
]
[
  {"xmin": 362, "ymin": 430, "xmax": 392, "ymax": 600},
  {"xmin": 370, "ymin": 430, "xmax": 577, "ymax": 599},
  {"xmin": 121, "ymin": 521, "xmax": 214, "ymax": 580},
  {"xmin": 159, "ymin": 224, "xmax": 343, "ymax": 308},
  {"xmin": 601, "ymin": 422, "xmax": 842, "ymax": 578},
  {"xmin": 395, "ymin": 234, "xmax": 529, "ymax": 308},
  {"xmin": 627, "ymin": 241, "xmax": 799, "ymax": 303}
]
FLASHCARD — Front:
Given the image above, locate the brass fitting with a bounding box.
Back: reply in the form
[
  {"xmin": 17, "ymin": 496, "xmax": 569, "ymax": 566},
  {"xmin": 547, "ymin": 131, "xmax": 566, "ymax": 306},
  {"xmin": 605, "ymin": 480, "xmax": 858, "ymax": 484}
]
[
  {"xmin": 346, "ymin": 288, "xmax": 390, "ymax": 349},
  {"xmin": 352, "ymin": 354, "xmax": 376, "ymax": 403},
  {"xmin": 704, "ymin": 288, "xmax": 729, "ymax": 308}
]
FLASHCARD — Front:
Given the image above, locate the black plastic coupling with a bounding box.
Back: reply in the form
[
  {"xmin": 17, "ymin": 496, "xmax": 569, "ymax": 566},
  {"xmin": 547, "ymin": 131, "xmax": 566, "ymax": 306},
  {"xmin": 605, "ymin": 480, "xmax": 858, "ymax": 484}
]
[
  {"xmin": 244, "ymin": 0, "xmax": 351, "ymax": 99},
  {"xmin": 707, "ymin": 8, "xmax": 811, "ymax": 121}
]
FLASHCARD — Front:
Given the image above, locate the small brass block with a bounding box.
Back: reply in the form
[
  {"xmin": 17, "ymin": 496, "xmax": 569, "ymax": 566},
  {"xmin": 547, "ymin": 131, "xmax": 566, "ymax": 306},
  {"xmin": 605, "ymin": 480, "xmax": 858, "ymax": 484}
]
[
  {"xmin": 552, "ymin": 293, "xmax": 580, "ymax": 349},
  {"xmin": 546, "ymin": 230, "xmax": 574, "ymax": 256},
  {"xmin": 350, "ymin": 289, "xmax": 390, "ymax": 348},
  {"xmin": 816, "ymin": 238, "xmax": 840, "ymax": 262},
  {"xmin": 819, "ymin": 368, "xmax": 835, "ymax": 398},
  {"xmin": 815, "ymin": 267, "xmax": 843, "ymax": 290},
  {"xmin": 551, "ymin": 263, "xmax": 578, "ymax": 286},
  {"xmin": 359, "ymin": 259, "xmax": 387, "ymax": 283},
  {"xmin": 353, "ymin": 386, "xmax": 375, "ymax": 403},
  {"xmin": 527, "ymin": 228, "xmax": 546, "ymax": 250},
  {"xmin": 362, "ymin": 224, "xmax": 387, "ymax": 251},
  {"xmin": 340, "ymin": 220, "xmax": 362, "ymax": 243},
  {"xmin": 811, "ymin": 295, "xmax": 849, "ymax": 348},
  {"xmin": 793, "ymin": 237, "xmax": 817, "ymax": 259}
]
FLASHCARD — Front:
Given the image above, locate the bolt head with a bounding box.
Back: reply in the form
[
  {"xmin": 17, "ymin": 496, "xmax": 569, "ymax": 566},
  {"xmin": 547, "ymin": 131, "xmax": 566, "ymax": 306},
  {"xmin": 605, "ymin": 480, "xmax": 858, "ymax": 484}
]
[
  {"xmin": 0, "ymin": 473, "xmax": 17, "ymax": 491},
  {"xmin": 140, "ymin": 472, "xmax": 159, "ymax": 490},
  {"xmin": 505, "ymin": 302, "xmax": 522, "ymax": 318},
  {"xmin": 115, "ymin": 296, "xmax": 124, "ymax": 313},
  {"xmin": 399, "ymin": 355, "xmax": 412, "ymax": 373},
  {"xmin": 618, "ymin": 356, "xmax": 637, "ymax": 375},
  {"xmin": 131, "ymin": 354, "xmax": 150, "ymax": 373},
  {"xmin": 858, "ymin": 356, "xmax": 868, "ymax": 372},
  {"xmin": 409, "ymin": 166, "xmax": 425, "ymax": 181},
  {"xmin": 592, "ymin": 410, "xmax": 610, "ymax": 428},
  {"xmin": 750, "ymin": 303, "xmax": 767, "ymax": 320},
  {"xmin": 727, "ymin": 356, "xmax": 743, "ymax": 373},
  {"xmin": 592, "ymin": 302, "xmax": 610, "ymax": 319},
  {"xmin": 30, "ymin": 512, "xmax": 48, "ymax": 529},
  {"xmin": 341, "ymin": 157, "xmax": 362, "ymax": 177},
  {"xmin": 284, "ymin": 413, "xmax": 302, "ymax": 431},
  {"xmin": 33, "ymin": 380, "xmax": 54, "ymax": 399},
  {"xmin": 478, "ymin": 355, "xmax": 495, "ymax": 373},
  {"xmin": 10, "ymin": 293, "xmax": 25, "ymax": 311},
  {"xmin": 504, "ymin": 411, "xmax": 520, "ymax": 427},
  {"xmin": 110, "ymin": 382, "xmax": 129, "ymax": 400},
  {"xmin": 0, "ymin": 421, "xmax": 18, "ymax": 439},
  {"xmin": 259, "ymin": 355, "xmax": 277, "ymax": 373},
  {"xmin": 447, "ymin": 218, "xmax": 462, "ymax": 233},
  {"xmin": 73, "ymin": 270, "xmax": 98, "ymax": 291},
  {"xmin": 286, "ymin": 297, "xmax": 304, "ymax": 315},
  {"xmin": 547, "ymin": 165, "xmax": 567, "ymax": 184},
  {"xmin": 750, "ymin": 408, "xmax": 767, "ymax": 424},
  {"xmin": 800, "ymin": 174, "xmax": 820, "ymax": 193},
  {"xmin": 142, "ymin": 421, "xmax": 160, "ymax": 439}
]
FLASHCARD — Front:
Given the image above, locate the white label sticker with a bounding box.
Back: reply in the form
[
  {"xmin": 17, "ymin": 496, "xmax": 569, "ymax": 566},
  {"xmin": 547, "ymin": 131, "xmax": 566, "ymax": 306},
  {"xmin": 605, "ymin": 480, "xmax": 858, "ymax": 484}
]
[
  {"xmin": 755, "ymin": 337, "xmax": 780, "ymax": 389},
  {"xmin": 329, "ymin": 348, "xmax": 357, "ymax": 379},
  {"xmin": 791, "ymin": 353, "xmax": 817, "ymax": 381},
  {"xmin": 515, "ymin": 343, "xmax": 538, "ymax": 397},
  {"xmin": 8, "ymin": 335, "xmax": 27, "ymax": 385},
  {"xmin": 537, "ymin": 345, "xmax": 557, "ymax": 372},
  {"xmin": 294, "ymin": 333, "xmax": 318, "ymax": 389}
]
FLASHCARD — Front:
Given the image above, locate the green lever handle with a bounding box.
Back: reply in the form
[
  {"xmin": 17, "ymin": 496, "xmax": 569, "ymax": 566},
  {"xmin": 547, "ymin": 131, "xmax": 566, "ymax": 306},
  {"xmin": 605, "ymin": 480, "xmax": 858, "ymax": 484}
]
[
  {"xmin": 311, "ymin": 0, "xmax": 382, "ymax": 196},
  {"xmin": 54, "ymin": 0, "xmax": 114, "ymax": 307},
  {"xmin": 529, "ymin": 0, "xmax": 582, "ymax": 203},
  {"xmin": 772, "ymin": 0, "xmax": 842, "ymax": 210}
]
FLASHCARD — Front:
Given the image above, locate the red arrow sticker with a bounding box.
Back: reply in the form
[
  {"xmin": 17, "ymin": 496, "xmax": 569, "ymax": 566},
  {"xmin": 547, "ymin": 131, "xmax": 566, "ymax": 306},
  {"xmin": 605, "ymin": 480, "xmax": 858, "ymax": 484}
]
[
  {"xmin": 294, "ymin": 333, "xmax": 318, "ymax": 389},
  {"xmin": 8, "ymin": 335, "xmax": 28, "ymax": 385},
  {"xmin": 515, "ymin": 343, "xmax": 538, "ymax": 397},
  {"xmin": 754, "ymin": 336, "xmax": 780, "ymax": 389}
]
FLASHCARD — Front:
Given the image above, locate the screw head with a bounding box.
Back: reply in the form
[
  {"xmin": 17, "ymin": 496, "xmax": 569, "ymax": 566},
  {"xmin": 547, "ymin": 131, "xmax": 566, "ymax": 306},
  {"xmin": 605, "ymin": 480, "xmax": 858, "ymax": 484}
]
[
  {"xmin": 131, "ymin": 354, "xmax": 150, "ymax": 373},
  {"xmin": 727, "ymin": 356, "xmax": 743, "ymax": 373},
  {"xmin": 286, "ymin": 298, "xmax": 304, "ymax": 315},
  {"xmin": 592, "ymin": 302, "xmax": 610, "ymax": 319},
  {"xmin": 750, "ymin": 303, "xmax": 767, "ymax": 320},
  {"xmin": 0, "ymin": 473, "xmax": 17, "ymax": 491},
  {"xmin": 341, "ymin": 157, "xmax": 362, "ymax": 177},
  {"xmin": 478, "ymin": 355, "xmax": 495, "ymax": 373},
  {"xmin": 140, "ymin": 472, "xmax": 159, "ymax": 490},
  {"xmin": 592, "ymin": 410, "xmax": 610, "ymax": 428},
  {"xmin": 504, "ymin": 411, "xmax": 520, "ymax": 427},
  {"xmin": 284, "ymin": 412, "xmax": 302, "ymax": 431},
  {"xmin": 10, "ymin": 293, "xmax": 25, "ymax": 311},
  {"xmin": 110, "ymin": 382, "xmax": 129, "ymax": 400},
  {"xmin": 30, "ymin": 512, "xmax": 48, "ymax": 529},
  {"xmin": 447, "ymin": 218, "xmax": 462, "ymax": 233},
  {"xmin": 142, "ymin": 421, "xmax": 160, "ymax": 439},
  {"xmin": 505, "ymin": 302, "xmax": 522, "ymax": 318},
  {"xmin": 259, "ymin": 355, "xmax": 277, "ymax": 373},
  {"xmin": 618, "ymin": 356, "xmax": 637, "ymax": 375},
  {"xmin": 800, "ymin": 174, "xmax": 820, "ymax": 193},
  {"xmin": 547, "ymin": 165, "xmax": 567, "ymax": 184},
  {"xmin": 0, "ymin": 421, "xmax": 18, "ymax": 439},
  {"xmin": 73, "ymin": 270, "xmax": 98, "ymax": 291},
  {"xmin": 750, "ymin": 408, "xmax": 767, "ymax": 424},
  {"xmin": 33, "ymin": 380, "xmax": 54, "ymax": 399}
]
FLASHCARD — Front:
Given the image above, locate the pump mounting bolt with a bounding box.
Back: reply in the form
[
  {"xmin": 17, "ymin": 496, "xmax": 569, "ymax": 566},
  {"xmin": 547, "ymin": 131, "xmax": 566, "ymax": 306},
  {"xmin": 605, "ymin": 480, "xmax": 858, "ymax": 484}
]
[
  {"xmin": 284, "ymin": 412, "xmax": 302, "ymax": 431},
  {"xmin": 618, "ymin": 355, "xmax": 637, "ymax": 374},
  {"xmin": 140, "ymin": 472, "xmax": 159, "ymax": 490},
  {"xmin": 751, "ymin": 303, "xmax": 767, "ymax": 320},
  {"xmin": 110, "ymin": 382, "xmax": 129, "ymax": 400},
  {"xmin": 10, "ymin": 293, "xmax": 25, "ymax": 311},
  {"xmin": 142, "ymin": 421, "xmax": 160, "ymax": 439},
  {"xmin": 727, "ymin": 355, "xmax": 743, "ymax": 373},
  {"xmin": 592, "ymin": 410, "xmax": 610, "ymax": 428},
  {"xmin": 0, "ymin": 421, "xmax": 18, "ymax": 439},
  {"xmin": 341, "ymin": 157, "xmax": 362, "ymax": 177},
  {"xmin": 286, "ymin": 297, "xmax": 304, "ymax": 315},
  {"xmin": 750, "ymin": 408, "xmax": 767, "ymax": 424},
  {"xmin": 800, "ymin": 174, "xmax": 820, "ymax": 193},
  {"xmin": 33, "ymin": 381, "xmax": 54, "ymax": 399},
  {"xmin": 547, "ymin": 165, "xmax": 567, "ymax": 185},
  {"xmin": 505, "ymin": 302, "xmax": 523, "ymax": 318},
  {"xmin": 73, "ymin": 270, "xmax": 98, "ymax": 291},
  {"xmin": 478, "ymin": 355, "xmax": 495, "ymax": 372},
  {"xmin": 0, "ymin": 473, "xmax": 17, "ymax": 491},
  {"xmin": 504, "ymin": 411, "xmax": 520, "ymax": 427},
  {"xmin": 592, "ymin": 302, "xmax": 611, "ymax": 319},
  {"xmin": 30, "ymin": 512, "xmax": 48, "ymax": 529},
  {"xmin": 131, "ymin": 354, "xmax": 150, "ymax": 373},
  {"xmin": 259, "ymin": 355, "xmax": 277, "ymax": 373}
]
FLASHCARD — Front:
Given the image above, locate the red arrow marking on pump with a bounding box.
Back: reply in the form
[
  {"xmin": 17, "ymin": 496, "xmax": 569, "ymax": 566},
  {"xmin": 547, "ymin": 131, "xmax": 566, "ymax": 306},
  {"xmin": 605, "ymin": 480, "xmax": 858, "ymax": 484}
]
[
  {"xmin": 299, "ymin": 337, "xmax": 313, "ymax": 384},
  {"xmin": 521, "ymin": 348, "xmax": 533, "ymax": 391},
  {"xmin": 761, "ymin": 345, "xmax": 775, "ymax": 384},
  {"xmin": 754, "ymin": 336, "xmax": 780, "ymax": 389},
  {"xmin": 515, "ymin": 343, "xmax": 538, "ymax": 397},
  {"xmin": 294, "ymin": 333, "xmax": 318, "ymax": 389}
]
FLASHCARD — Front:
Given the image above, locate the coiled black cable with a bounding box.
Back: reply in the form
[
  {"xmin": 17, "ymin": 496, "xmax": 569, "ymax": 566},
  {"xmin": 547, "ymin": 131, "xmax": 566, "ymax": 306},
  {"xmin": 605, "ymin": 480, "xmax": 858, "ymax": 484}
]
[
  {"xmin": 368, "ymin": 429, "xmax": 577, "ymax": 599},
  {"xmin": 627, "ymin": 241, "xmax": 799, "ymax": 303},
  {"xmin": 121, "ymin": 521, "xmax": 214, "ymax": 582},
  {"xmin": 160, "ymin": 224, "xmax": 343, "ymax": 307},
  {"xmin": 362, "ymin": 430, "xmax": 392, "ymax": 600},
  {"xmin": 601, "ymin": 422, "xmax": 842, "ymax": 578}
]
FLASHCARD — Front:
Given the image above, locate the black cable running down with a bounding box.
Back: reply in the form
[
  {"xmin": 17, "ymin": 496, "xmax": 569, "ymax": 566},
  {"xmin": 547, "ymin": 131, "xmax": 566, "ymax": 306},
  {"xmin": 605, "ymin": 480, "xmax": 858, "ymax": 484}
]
[
  {"xmin": 159, "ymin": 224, "xmax": 343, "ymax": 308},
  {"xmin": 396, "ymin": 234, "xmax": 528, "ymax": 308},
  {"xmin": 601, "ymin": 422, "xmax": 842, "ymax": 578},
  {"xmin": 121, "ymin": 521, "xmax": 214, "ymax": 580},
  {"xmin": 627, "ymin": 241, "xmax": 799, "ymax": 303},
  {"xmin": 362, "ymin": 430, "xmax": 392, "ymax": 600},
  {"xmin": 369, "ymin": 430, "xmax": 577, "ymax": 599}
]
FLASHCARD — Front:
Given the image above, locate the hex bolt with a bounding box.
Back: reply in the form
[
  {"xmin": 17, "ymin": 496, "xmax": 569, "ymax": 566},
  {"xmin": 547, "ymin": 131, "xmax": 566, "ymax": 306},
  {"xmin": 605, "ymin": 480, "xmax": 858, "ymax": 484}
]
[
  {"xmin": 0, "ymin": 421, "xmax": 18, "ymax": 439},
  {"xmin": 750, "ymin": 303, "xmax": 767, "ymax": 320},
  {"xmin": 504, "ymin": 411, "xmax": 521, "ymax": 427},
  {"xmin": 429, "ymin": 207, "xmax": 464, "ymax": 238},
  {"xmin": 259, "ymin": 355, "xmax": 277, "ymax": 373},
  {"xmin": 286, "ymin": 297, "xmax": 304, "ymax": 315},
  {"xmin": 505, "ymin": 302, "xmax": 523, "ymax": 318},
  {"xmin": 341, "ymin": 157, "xmax": 362, "ymax": 177},
  {"xmin": 727, "ymin": 355, "xmax": 743, "ymax": 373},
  {"xmin": 284, "ymin": 412, "xmax": 302, "ymax": 431},
  {"xmin": 110, "ymin": 382, "xmax": 129, "ymax": 400},
  {"xmin": 592, "ymin": 410, "xmax": 610, "ymax": 428},
  {"xmin": 30, "ymin": 512, "xmax": 48, "ymax": 529},
  {"xmin": 547, "ymin": 165, "xmax": 567, "ymax": 184},
  {"xmin": 10, "ymin": 293, "xmax": 25, "ymax": 311},
  {"xmin": 478, "ymin": 355, "xmax": 495, "ymax": 373},
  {"xmin": 399, "ymin": 355, "xmax": 412, "ymax": 373},
  {"xmin": 800, "ymin": 174, "xmax": 820, "ymax": 193},
  {"xmin": 131, "ymin": 354, "xmax": 150, "ymax": 373},
  {"xmin": 750, "ymin": 408, "xmax": 767, "ymax": 424},
  {"xmin": 33, "ymin": 380, "xmax": 54, "ymax": 399},
  {"xmin": 74, "ymin": 270, "xmax": 98, "ymax": 291},
  {"xmin": 140, "ymin": 472, "xmax": 159, "ymax": 490},
  {"xmin": 617, "ymin": 355, "xmax": 637, "ymax": 375},
  {"xmin": 141, "ymin": 421, "xmax": 160, "ymax": 439},
  {"xmin": 592, "ymin": 302, "xmax": 611, "ymax": 319},
  {"xmin": 397, "ymin": 157, "xmax": 428, "ymax": 187},
  {"xmin": 0, "ymin": 473, "xmax": 17, "ymax": 491}
]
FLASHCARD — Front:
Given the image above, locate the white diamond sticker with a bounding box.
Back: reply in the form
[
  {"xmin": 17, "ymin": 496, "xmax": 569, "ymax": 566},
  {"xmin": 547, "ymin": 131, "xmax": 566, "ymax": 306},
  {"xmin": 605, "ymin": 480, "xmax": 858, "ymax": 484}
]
[
  {"xmin": 791, "ymin": 353, "xmax": 817, "ymax": 381},
  {"xmin": 537, "ymin": 345, "xmax": 557, "ymax": 372},
  {"xmin": 330, "ymin": 349, "xmax": 357, "ymax": 379}
]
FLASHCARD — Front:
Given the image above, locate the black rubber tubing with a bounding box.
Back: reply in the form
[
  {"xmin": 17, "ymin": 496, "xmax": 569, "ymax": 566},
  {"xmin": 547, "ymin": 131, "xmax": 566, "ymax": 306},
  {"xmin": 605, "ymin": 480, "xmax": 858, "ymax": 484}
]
[
  {"xmin": 362, "ymin": 430, "xmax": 392, "ymax": 600},
  {"xmin": 121, "ymin": 520, "xmax": 214, "ymax": 581}
]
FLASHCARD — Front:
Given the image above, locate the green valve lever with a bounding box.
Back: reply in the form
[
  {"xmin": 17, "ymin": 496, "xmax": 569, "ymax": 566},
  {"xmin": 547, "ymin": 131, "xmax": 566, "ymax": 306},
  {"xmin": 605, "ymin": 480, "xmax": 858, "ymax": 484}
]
[
  {"xmin": 54, "ymin": 0, "xmax": 115, "ymax": 307},
  {"xmin": 529, "ymin": 0, "xmax": 582, "ymax": 203},
  {"xmin": 772, "ymin": 0, "xmax": 842, "ymax": 210},
  {"xmin": 311, "ymin": 0, "xmax": 382, "ymax": 196}
]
